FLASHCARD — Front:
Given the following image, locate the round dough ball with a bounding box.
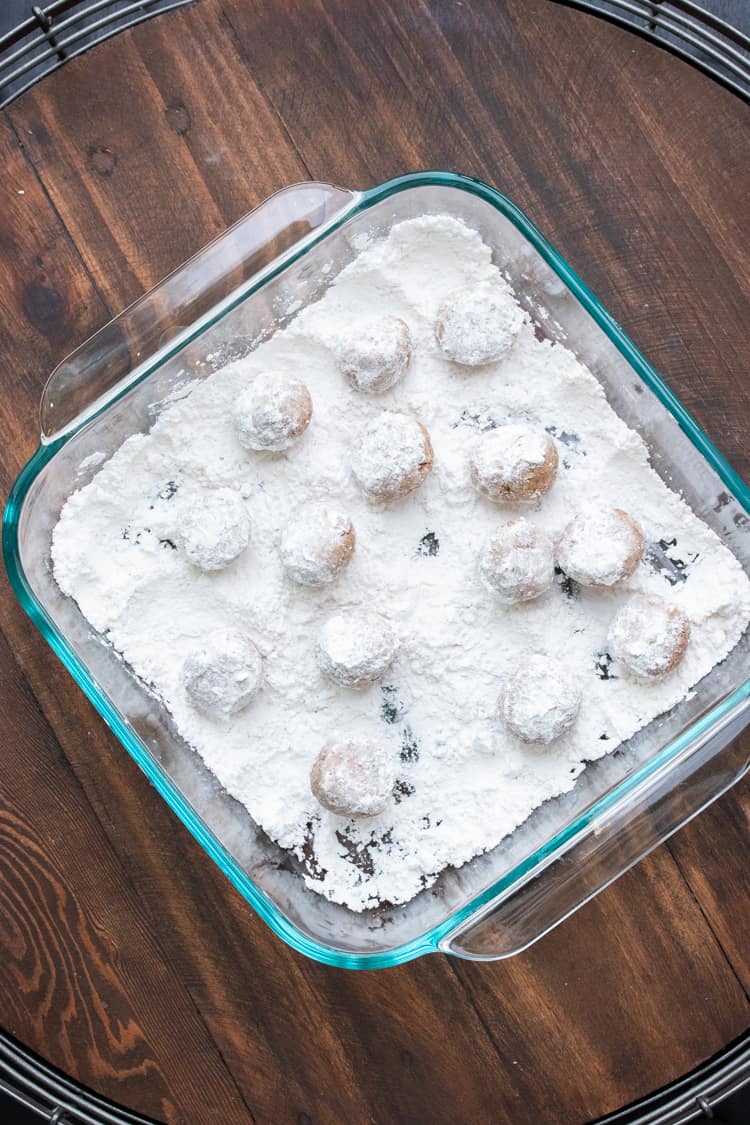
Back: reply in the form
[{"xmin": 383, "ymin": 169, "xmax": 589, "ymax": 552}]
[
  {"xmin": 280, "ymin": 505, "xmax": 355, "ymax": 587},
  {"xmin": 183, "ymin": 628, "xmax": 263, "ymax": 716},
  {"xmin": 318, "ymin": 608, "xmax": 399, "ymax": 688},
  {"xmin": 336, "ymin": 316, "xmax": 413, "ymax": 393},
  {"xmin": 310, "ymin": 736, "xmax": 396, "ymax": 817},
  {"xmin": 609, "ymin": 594, "xmax": 690, "ymax": 680},
  {"xmin": 234, "ymin": 372, "xmax": 312, "ymax": 452},
  {"xmin": 557, "ymin": 508, "xmax": 644, "ymax": 587},
  {"xmin": 501, "ymin": 655, "xmax": 581, "ymax": 744},
  {"xmin": 479, "ymin": 519, "xmax": 555, "ymax": 604},
  {"xmin": 435, "ymin": 282, "xmax": 524, "ymax": 366},
  {"xmin": 179, "ymin": 487, "xmax": 250, "ymax": 571},
  {"xmin": 471, "ymin": 423, "xmax": 558, "ymax": 503},
  {"xmin": 352, "ymin": 411, "xmax": 433, "ymax": 502}
]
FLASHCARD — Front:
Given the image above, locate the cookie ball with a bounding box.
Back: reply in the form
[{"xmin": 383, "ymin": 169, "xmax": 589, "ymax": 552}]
[
  {"xmin": 179, "ymin": 487, "xmax": 250, "ymax": 571},
  {"xmin": 471, "ymin": 423, "xmax": 558, "ymax": 503},
  {"xmin": 183, "ymin": 628, "xmax": 263, "ymax": 716},
  {"xmin": 280, "ymin": 505, "xmax": 355, "ymax": 587},
  {"xmin": 336, "ymin": 316, "xmax": 413, "ymax": 393},
  {"xmin": 557, "ymin": 508, "xmax": 644, "ymax": 587},
  {"xmin": 609, "ymin": 594, "xmax": 690, "ymax": 680},
  {"xmin": 234, "ymin": 372, "xmax": 312, "ymax": 452},
  {"xmin": 435, "ymin": 282, "xmax": 524, "ymax": 366},
  {"xmin": 310, "ymin": 736, "xmax": 396, "ymax": 817},
  {"xmin": 352, "ymin": 411, "xmax": 433, "ymax": 502},
  {"xmin": 479, "ymin": 519, "xmax": 555, "ymax": 604},
  {"xmin": 500, "ymin": 655, "xmax": 581, "ymax": 744},
  {"xmin": 318, "ymin": 608, "xmax": 399, "ymax": 688}
]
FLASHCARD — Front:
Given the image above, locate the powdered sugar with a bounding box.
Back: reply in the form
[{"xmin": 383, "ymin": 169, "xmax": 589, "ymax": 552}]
[
  {"xmin": 178, "ymin": 486, "xmax": 251, "ymax": 571},
  {"xmin": 436, "ymin": 279, "xmax": 524, "ymax": 365},
  {"xmin": 310, "ymin": 737, "xmax": 397, "ymax": 817},
  {"xmin": 182, "ymin": 627, "xmax": 263, "ymax": 716},
  {"xmin": 481, "ymin": 423, "xmax": 551, "ymax": 471},
  {"xmin": 317, "ymin": 608, "xmax": 400, "ymax": 689},
  {"xmin": 280, "ymin": 505, "xmax": 355, "ymax": 587},
  {"xmin": 609, "ymin": 594, "xmax": 691, "ymax": 680},
  {"xmin": 351, "ymin": 411, "xmax": 433, "ymax": 502},
  {"xmin": 335, "ymin": 315, "xmax": 412, "ymax": 394},
  {"xmin": 471, "ymin": 423, "xmax": 558, "ymax": 501},
  {"xmin": 501, "ymin": 655, "xmax": 582, "ymax": 744},
  {"xmin": 557, "ymin": 507, "xmax": 644, "ymax": 587},
  {"xmin": 479, "ymin": 519, "xmax": 555, "ymax": 604},
  {"xmin": 51, "ymin": 214, "xmax": 750, "ymax": 911},
  {"xmin": 233, "ymin": 371, "xmax": 312, "ymax": 451}
]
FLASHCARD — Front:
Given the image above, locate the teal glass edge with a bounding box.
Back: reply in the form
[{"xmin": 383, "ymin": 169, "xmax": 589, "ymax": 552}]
[{"xmin": 3, "ymin": 171, "xmax": 750, "ymax": 970}]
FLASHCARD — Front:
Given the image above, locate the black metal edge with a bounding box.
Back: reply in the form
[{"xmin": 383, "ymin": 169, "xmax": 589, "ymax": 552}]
[
  {"xmin": 0, "ymin": 1029, "xmax": 158, "ymax": 1124},
  {"xmin": 0, "ymin": 0, "xmax": 71, "ymax": 52},
  {"xmin": 0, "ymin": 1, "xmax": 748, "ymax": 110},
  {"xmin": 594, "ymin": 1029, "xmax": 750, "ymax": 1124},
  {"xmin": 2, "ymin": 1023, "xmax": 749, "ymax": 1123},
  {"xmin": 550, "ymin": 0, "xmax": 749, "ymax": 102},
  {"xmin": 3, "ymin": 1, "xmax": 181, "ymax": 90},
  {"xmin": 0, "ymin": 1, "xmax": 195, "ymax": 108}
]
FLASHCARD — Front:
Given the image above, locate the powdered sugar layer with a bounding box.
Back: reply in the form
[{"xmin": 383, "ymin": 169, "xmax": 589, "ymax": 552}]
[
  {"xmin": 51, "ymin": 214, "xmax": 750, "ymax": 911},
  {"xmin": 480, "ymin": 424, "xmax": 551, "ymax": 473}
]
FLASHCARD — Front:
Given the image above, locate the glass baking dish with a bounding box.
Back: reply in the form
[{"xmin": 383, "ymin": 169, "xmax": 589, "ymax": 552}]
[{"xmin": 4, "ymin": 173, "xmax": 750, "ymax": 968}]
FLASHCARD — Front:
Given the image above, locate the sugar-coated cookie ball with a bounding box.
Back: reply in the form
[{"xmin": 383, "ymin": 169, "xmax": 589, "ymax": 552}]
[
  {"xmin": 234, "ymin": 372, "xmax": 312, "ymax": 452},
  {"xmin": 310, "ymin": 736, "xmax": 396, "ymax": 817},
  {"xmin": 609, "ymin": 594, "xmax": 690, "ymax": 680},
  {"xmin": 557, "ymin": 508, "xmax": 644, "ymax": 587},
  {"xmin": 280, "ymin": 505, "xmax": 355, "ymax": 587},
  {"xmin": 471, "ymin": 423, "xmax": 558, "ymax": 503},
  {"xmin": 435, "ymin": 281, "xmax": 524, "ymax": 366},
  {"xmin": 352, "ymin": 411, "xmax": 433, "ymax": 502},
  {"xmin": 336, "ymin": 316, "xmax": 413, "ymax": 393},
  {"xmin": 183, "ymin": 628, "xmax": 263, "ymax": 716},
  {"xmin": 500, "ymin": 655, "xmax": 581, "ymax": 744},
  {"xmin": 479, "ymin": 519, "xmax": 555, "ymax": 604},
  {"xmin": 318, "ymin": 608, "xmax": 399, "ymax": 688},
  {"xmin": 179, "ymin": 487, "xmax": 250, "ymax": 571}
]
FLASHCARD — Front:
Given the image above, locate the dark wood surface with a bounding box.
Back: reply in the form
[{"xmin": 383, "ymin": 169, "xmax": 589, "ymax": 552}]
[{"xmin": 1, "ymin": 2, "xmax": 749, "ymax": 1122}]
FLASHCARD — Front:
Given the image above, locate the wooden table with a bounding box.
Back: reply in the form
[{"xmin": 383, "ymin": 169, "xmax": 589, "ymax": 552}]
[{"xmin": 1, "ymin": 2, "xmax": 749, "ymax": 1122}]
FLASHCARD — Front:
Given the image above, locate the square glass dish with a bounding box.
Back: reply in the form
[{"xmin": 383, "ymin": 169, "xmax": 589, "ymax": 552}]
[{"xmin": 4, "ymin": 173, "xmax": 750, "ymax": 968}]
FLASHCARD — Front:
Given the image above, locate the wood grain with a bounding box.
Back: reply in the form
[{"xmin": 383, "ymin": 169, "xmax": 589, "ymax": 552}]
[
  {"xmin": 667, "ymin": 786, "xmax": 750, "ymax": 995},
  {"xmin": 1, "ymin": 2, "xmax": 749, "ymax": 1122},
  {"xmin": 8, "ymin": 4, "xmax": 309, "ymax": 310},
  {"xmin": 451, "ymin": 853, "xmax": 750, "ymax": 1122},
  {"xmin": 0, "ymin": 615, "xmax": 253, "ymax": 1122}
]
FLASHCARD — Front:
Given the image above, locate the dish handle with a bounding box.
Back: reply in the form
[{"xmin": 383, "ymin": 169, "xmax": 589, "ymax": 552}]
[
  {"xmin": 40, "ymin": 181, "xmax": 358, "ymax": 443},
  {"xmin": 440, "ymin": 692, "xmax": 750, "ymax": 960}
]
